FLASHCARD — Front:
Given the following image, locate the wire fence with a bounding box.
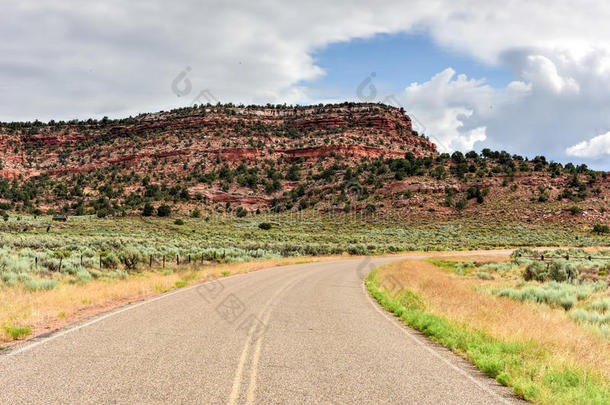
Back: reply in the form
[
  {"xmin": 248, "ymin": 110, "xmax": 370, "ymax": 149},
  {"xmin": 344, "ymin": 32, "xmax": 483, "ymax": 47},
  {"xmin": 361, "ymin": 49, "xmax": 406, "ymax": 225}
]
[
  {"xmin": 32, "ymin": 252, "xmax": 222, "ymax": 273},
  {"xmin": 517, "ymin": 254, "xmax": 610, "ymax": 262}
]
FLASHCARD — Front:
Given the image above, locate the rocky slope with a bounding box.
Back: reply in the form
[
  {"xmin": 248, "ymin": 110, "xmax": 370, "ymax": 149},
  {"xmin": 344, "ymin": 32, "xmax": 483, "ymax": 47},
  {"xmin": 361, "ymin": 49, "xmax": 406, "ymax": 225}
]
[
  {"xmin": 0, "ymin": 103, "xmax": 435, "ymax": 178},
  {"xmin": 0, "ymin": 102, "xmax": 607, "ymax": 228}
]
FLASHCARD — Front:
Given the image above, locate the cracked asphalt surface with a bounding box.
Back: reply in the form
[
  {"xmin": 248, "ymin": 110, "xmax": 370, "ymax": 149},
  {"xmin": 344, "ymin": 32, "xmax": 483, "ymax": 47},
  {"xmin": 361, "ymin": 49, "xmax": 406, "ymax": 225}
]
[{"xmin": 0, "ymin": 255, "xmax": 523, "ymax": 404}]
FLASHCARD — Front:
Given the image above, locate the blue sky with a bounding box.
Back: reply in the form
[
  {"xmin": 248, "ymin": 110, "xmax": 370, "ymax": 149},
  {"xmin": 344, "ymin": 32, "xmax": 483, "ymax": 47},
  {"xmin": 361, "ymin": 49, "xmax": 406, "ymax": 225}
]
[
  {"xmin": 1, "ymin": 2, "xmax": 609, "ymax": 169},
  {"xmin": 308, "ymin": 32, "xmax": 513, "ymax": 100}
]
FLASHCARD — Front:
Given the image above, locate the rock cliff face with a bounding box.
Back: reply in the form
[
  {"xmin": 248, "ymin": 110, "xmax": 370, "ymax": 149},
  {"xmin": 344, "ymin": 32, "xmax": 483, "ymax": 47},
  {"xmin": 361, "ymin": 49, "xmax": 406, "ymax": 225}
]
[
  {"xmin": 0, "ymin": 102, "xmax": 605, "ymax": 226},
  {"xmin": 0, "ymin": 103, "xmax": 436, "ymax": 177}
]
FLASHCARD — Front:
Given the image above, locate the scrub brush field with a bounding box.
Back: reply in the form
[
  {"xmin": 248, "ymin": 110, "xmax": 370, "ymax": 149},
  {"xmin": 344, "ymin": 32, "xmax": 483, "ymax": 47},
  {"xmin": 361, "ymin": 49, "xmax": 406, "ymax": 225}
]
[
  {"xmin": 368, "ymin": 249, "xmax": 610, "ymax": 404},
  {"xmin": 0, "ymin": 212, "xmax": 608, "ymax": 347}
]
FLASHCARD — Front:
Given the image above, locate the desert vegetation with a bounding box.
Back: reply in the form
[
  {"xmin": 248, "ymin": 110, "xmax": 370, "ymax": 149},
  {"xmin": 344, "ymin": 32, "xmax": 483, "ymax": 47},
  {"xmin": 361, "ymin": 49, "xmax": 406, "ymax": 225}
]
[
  {"xmin": 0, "ymin": 103, "xmax": 605, "ymax": 228},
  {"xmin": 0, "ymin": 211, "xmax": 606, "ymax": 344},
  {"xmin": 0, "ymin": 214, "xmax": 606, "ymax": 289},
  {"xmin": 369, "ymin": 252, "xmax": 610, "ymax": 404},
  {"xmin": 0, "ymin": 214, "xmax": 607, "ymax": 295}
]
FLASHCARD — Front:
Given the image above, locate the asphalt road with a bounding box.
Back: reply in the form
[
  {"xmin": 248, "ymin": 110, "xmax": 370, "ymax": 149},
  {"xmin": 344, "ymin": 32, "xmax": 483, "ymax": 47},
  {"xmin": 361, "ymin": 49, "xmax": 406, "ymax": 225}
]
[{"xmin": 1, "ymin": 255, "xmax": 523, "ymax": 404}]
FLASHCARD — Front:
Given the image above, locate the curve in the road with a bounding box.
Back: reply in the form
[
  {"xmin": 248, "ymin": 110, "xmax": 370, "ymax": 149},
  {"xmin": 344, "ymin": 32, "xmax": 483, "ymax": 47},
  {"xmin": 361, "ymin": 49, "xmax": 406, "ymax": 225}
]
[{"xmin": 0, "ymin": 253, "xmax": 523, "ymax": 404}]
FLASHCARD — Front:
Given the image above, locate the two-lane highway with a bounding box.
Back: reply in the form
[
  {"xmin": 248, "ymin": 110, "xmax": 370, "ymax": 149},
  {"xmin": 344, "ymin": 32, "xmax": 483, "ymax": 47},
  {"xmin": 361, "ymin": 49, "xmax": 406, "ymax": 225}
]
[{"xmin": 0, "ymin": 255, "xmax": 522, "ymax": 404}]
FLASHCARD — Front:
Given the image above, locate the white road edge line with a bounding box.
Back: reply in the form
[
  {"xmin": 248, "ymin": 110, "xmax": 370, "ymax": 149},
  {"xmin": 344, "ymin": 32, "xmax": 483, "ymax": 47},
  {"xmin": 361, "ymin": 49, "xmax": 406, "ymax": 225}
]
[
  {"xmin": 2, "ymin": 270, "xmax": 255, "ymax": 358},
  {"xmin": 1, "ymin": 258, "xmax": 364, "ymax": 359},
  {"xmin": 361, "ymin": 274, "xmax": 514, "ymax": 405},
  {"xmin": 1, "ymin": 253, "xmax": 510, "ymax": 359}
]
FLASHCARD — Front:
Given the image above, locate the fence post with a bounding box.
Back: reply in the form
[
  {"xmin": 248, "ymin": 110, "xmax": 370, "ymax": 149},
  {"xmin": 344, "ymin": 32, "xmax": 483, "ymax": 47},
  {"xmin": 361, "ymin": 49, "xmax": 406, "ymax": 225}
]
[
  {"xmin": 188, "ymin": 254, "xmax": 191, "ymax": 264},
  {"xmin": 35, "ymin": 257, "xmax": 38, "ymax": 268},
  {"xmin": 59, "ymin": 257, "xmax": 63, "ymax": 273},
  {"xmin": 163, "ymin": 255, "xmax": 166, "ymax": 268},
  {"xmin": 100, "ymin": 255, "xmax": 102, "ymax": 269},
  {"xmin": 177, "ymin": 255, "xmax": 180, "ymax": 265},
  {"xmin": 80, "ymin": 255, "xmax": 83, "ymax": 266},
  {"xmin": 150, "ymin": 256, "xmax": 153, "ymax": 268}
]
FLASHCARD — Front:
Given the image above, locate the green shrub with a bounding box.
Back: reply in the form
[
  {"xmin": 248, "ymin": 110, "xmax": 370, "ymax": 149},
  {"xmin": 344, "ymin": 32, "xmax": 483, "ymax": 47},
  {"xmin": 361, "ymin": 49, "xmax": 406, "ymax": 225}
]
[
  {"xmin": 4, "ymin": 325, "xmax": 31, "ymax": 340},
  {"xmin": 118, "ymin": 249, "xmax": 142, "ymax": 271},
  {"xmin": 347, "ymin": 245, "xmax": 368, "ymax": 255},
  {"xmin": 174, "ymin": 219, "xmax": 184, "ymax": 225},
  {"xmin": 588, "ymin": 298, "xmax": 610, "ymax": 313},
  {"xmin": 477, "ymin": 271, "xmax": 494, "ymax": 280},
  {"xmin": 538, "ymin": 191, "xmax": 550, "ymax": 202},
  {"xmin": 24, "ymin": 279, "xmax": 56, "ymax": 291},
  {"xmin": 548, "ymin": 261, "xmax": 578, "ymax": 282},
  {"xmin": 496, "ymin": 282, "xmax": 605, "ymax": 311},
  {"xmin": 157, "ymin": 204, "xmax": 171, "ymax": 217},
  {"xmin": 480, "ymin": 262, "xmax": 517, "ymax": 273},
  {"xmin": 568, "ymin": 205, "xmax": 582, "ymax": 215},
  {"xmin": 77, "ymin": 269, "xmax": 92, "ymax": 283},
  {"xmin": 523, "ymin": 260, "xmax": 578, "ymax": 282},
  {"xmin": 101, "ymin": 252, "xmax": 119, "ymax": 269},
  {"xmin": 455, "ymin": 198, "xmax": 467, "ymax": 211},
  {"xmin": 1, "ymin": 271, "xmax": 17, "ymax": 286},
  {"xmin": 523, "ymin": 261, "xmax": 548, "ymax": 282},
  {"xmin": 141, "ymin": 203, "xmax": 154, "ymax": 217},
  {"xmin": 569, "ymin": 309, "xmax": 610, "ymax": 325},
  {"xmin": 0, "ymin": 254, "xmax": 31, "ymax": 273},
  {"xmin": 107, "ymin": 270, "xmax": 128, "ymax": 279},
  {"xmin": 89, "ymin": 269, "xmax": 102, "ymax": 279},
  {"xmin": 39, "ymin": 256, "xmax": 61, "ymax": 272},
  {"xmin": 258, "ymin": 222, "xmax": 272, "ymax": 230}
]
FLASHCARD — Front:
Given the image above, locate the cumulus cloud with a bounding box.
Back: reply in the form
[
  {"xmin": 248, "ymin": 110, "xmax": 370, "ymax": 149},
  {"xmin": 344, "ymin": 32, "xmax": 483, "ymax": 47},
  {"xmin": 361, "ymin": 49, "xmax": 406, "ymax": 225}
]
[
  {"xmin": 521, "ymin": 55, "xmax": 579, "ymax": 94},
  {"xmin": 2, "ymin": 1, "xmax": 610, "ymax": 168},
  {"xmin": 566, "ymin": 132, "xmax": 610, "ymax": 159},
  {"xmin": 397, "ymin": 50, "xmax": 610, "ymax": 168},
  {"xmin": 399, "ymin": 69, "xmax": 495, "ymax": 151}
]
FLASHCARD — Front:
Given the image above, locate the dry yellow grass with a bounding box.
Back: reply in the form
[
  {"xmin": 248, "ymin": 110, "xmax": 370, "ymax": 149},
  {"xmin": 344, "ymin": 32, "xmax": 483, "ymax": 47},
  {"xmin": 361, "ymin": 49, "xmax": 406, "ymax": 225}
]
[
  {"xmin": 0, "ymin": 255, "xmax": 347, "ymax": 345},
  {"xmin": 378, "ymin": 260, "xmax": 610, "ymax": 379}
]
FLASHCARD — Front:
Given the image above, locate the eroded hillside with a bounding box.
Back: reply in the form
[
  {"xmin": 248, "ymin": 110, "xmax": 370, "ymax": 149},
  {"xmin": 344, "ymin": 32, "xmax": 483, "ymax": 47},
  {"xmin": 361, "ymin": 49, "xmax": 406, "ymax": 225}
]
[{"xmin": 0, "ymin": 102, "xmax": 607, "ymax": 228}]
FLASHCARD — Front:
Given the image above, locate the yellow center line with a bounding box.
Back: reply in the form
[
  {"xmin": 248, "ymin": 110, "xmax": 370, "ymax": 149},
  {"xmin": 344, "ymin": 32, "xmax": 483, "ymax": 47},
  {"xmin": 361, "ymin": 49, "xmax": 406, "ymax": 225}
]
[
  {"xmin": 245, "ymin": 292, "xmax": 277, "ymax": 405},
  {"xmin": 227, "ymin": 274, "xmax": 306, "ymax": 405},
  {"xmin": 246, "ymin": 266, "xmax": 329, "ymax": 404}
]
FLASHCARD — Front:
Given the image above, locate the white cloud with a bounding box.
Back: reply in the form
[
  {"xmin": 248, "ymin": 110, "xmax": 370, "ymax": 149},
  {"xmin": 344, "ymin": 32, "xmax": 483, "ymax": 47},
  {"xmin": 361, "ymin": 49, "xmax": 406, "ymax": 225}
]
[
  {"xmin": 399, "ymin": 68, "xmax": 530, "ymax": 152},
  {"xmin": 521, "ymin": 55, "xmax": 579, "ymax": 94},
  {"xmin": 566, "ymin": 132, "xmax": 610, "ymax": 159},
  {"xmin": 2, "ymin": 1, "xmax": 610, "ymax": 168},
  {"xmin": 400, "ymin": 69, "xmax": 490, "ymax": 151},
  {"xmin": 395, "ymin": 49, "xmax": 610, "ymax": 169}
]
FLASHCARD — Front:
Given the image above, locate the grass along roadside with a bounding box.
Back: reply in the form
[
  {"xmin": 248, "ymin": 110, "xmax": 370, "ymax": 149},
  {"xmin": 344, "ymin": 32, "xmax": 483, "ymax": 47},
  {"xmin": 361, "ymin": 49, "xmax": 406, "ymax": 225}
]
[
  {"xmin": 0, "ymin": 250, "xmax": 474, "ymax": 346},
  {"xmin": 366, "ymin": 262, "xmax": 610, "ymax": 404},
  {"xmin": 0, "ymin": 255, "xmax": 349, "ymax": 346}
]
